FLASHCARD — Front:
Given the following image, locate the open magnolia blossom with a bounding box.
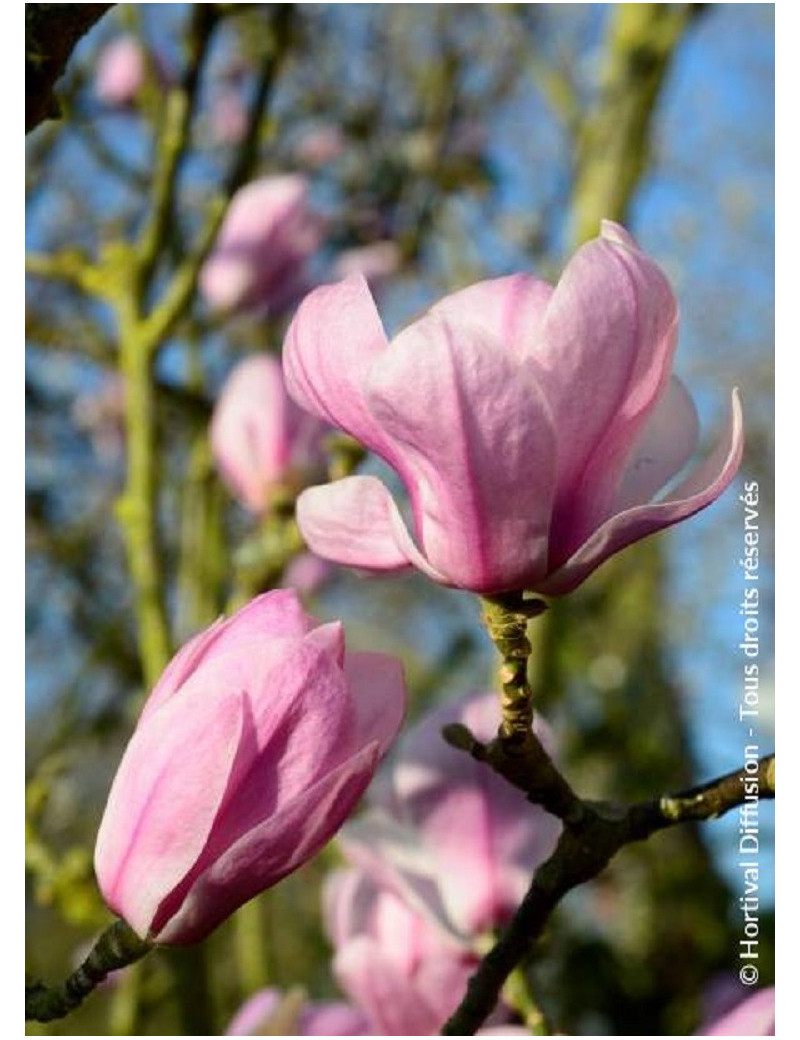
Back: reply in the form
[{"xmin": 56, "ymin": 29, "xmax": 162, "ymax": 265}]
[
  {"xmin": 283, "ymin": 221, "xmax": 743, "ymax": 595},
  {"xmin": 94, "ymin": 591, "xmax": 405, "ymax": 945},
  {"xmin": 338, "ymin": 692, "xmax": 560, "ymax": 943}
]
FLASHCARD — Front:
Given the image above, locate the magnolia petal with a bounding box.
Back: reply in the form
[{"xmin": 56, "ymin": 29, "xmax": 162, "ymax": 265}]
[
  {"xmin": 154, "ymin": 742, "xmax": 381, "ymax": 944},
  {"xmin": 333, "ymin": 938, "xmax": 446, "ymax": 1037},
  {"xmin": 94, "ymin": 688, "xmax": 245, "ymax": 940},
  {"xmin": 366, "ymin": 315, "xmax": 557, "ymax": 591},
  {"xmin": 142, "ymin": 591, "xmax": 314, "ymax": 722},
  {"xmin": 537, "ymin": 224, "xmax": 679, "ymax": 562},
  {"xmin": 344, "ymin": 651, "xmax": 408, "ymax": 756},
  {"xmin": 210, "ymin": 355, "xmax": 293, "ymax": 511},
  {"xmin": 296, "ymin": 476, "xmax": 446, "ymax": 581},
  {"xmin": 225, "ymin": 989, "xmax": 282, "ymax": 1036},
  {"xmin": 282, "ymin": 276, "xmax": 398, "ymax": 462},
  {"xmin": 339, "ymin": 814, "xmax": 461, "ymax": 943},
  {"xmin": 700, "ymin": 987, "xmax": 775, "ymax": 1036},
  {"xmin": 540, "ymin": 389, "xmax": 744, "ymax": 596},
  {"xmin": 429, "ymin": 274, "xmax": 553, "ymax": 358},
  {"xmin": 613, "ymin": 374, "xmax": 700, "ymax": 512}
]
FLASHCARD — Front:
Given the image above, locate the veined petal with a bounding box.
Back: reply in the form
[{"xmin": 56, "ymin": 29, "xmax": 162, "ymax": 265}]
[
  {"xmin": 366, "ymin": 315, "xmax": 557, "ymax": 591},
  {"xmin": 141, "ymin": 591, "xmax": 314, "ymax": 721},
  {"xmin": 94, "ymin": 688, "xmax": 245, "ymax": 940},
  {"xmin": 540, "ymin": 389, "xmax": 744, "ymax": 596},
  {"xmin": 537, "ymin": 224, "xmax": 679, "ymax": 563},
  {"xmin": 344, "ymin": 651, "xmax": 407, "ymax": 756},
  {"xmin": 296, "ymin": 476, "xmax": 446, "ymax": 581},
  {"xmin": 429, "ymin": 274, "xmax": 553, "ymax": 358},
  {"xmin": 282, "ymin": 276, "xmax": 398, "ymax": 462},
  {"xmin": 153, "ymin": 742, "xmax": 381, "ymax": 943}
]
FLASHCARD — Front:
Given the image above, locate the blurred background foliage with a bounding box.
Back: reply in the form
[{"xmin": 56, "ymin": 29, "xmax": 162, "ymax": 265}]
[{"xmin": 25, "ymin": 3, "xmax": 774, "ymax": 1035}]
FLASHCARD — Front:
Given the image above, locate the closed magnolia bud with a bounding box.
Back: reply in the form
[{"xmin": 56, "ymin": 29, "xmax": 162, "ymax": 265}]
[
  {"xmin": 200, "ymin": 175, "xmax": 322, "ymax": 314},
  {"xmin": 94, "ymin": 591, "xmax": 406, "ymax": 945},
  {"xmin": 210, "ymin": 354, "xmax": 329, "ymax": 514},
  {"xmin": 94, "ymin": 36, "xmax": 146, "ymax": 107}
]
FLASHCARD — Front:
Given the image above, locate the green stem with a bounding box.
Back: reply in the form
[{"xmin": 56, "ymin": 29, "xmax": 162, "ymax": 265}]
[
  {"xmin": 234, "ymin": 899, "xmax": 270, "ymax": 997},
  {"xmin": 26, "ymin": 921, "xmax": 151, "ymax": 1023},
  {"xmin": 481, "ymin": 595, "xmax": 547, "ymax": 747},
  {"xmin": 116, "ymin": 319, "xmax": 171, "ymax": 686}
]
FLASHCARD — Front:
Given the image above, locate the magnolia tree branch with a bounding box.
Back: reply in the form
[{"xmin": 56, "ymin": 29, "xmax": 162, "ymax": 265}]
[
  {"xmin": 26, "ymin": 4, "xmax": 113, "ymax": 133},
  {"xmin": 441, "ymin": 722, "xmax": 775, "ymax": 1035},
  {"xmin": 25, "ymin": 920, "xmax": 151, "ymax": 1022}
]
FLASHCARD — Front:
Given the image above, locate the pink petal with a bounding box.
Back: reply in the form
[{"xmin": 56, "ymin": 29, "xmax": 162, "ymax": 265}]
[
  {"xmin": 225, "ymin": 989, "xmax": 282, "ymax": 1036},
  {"xmin": 154, "ymin": 741, "xmax": 381, "ymax": 943},
  {"xmin": 536, "ymin": 223, "xmax": 679, "ymax": 564},
  {"xmin": 282, "ymin": 276, "xmax": 399, "ymax": 463},
  {"xmin": 429, "ymin": 274, "xmax": 553, "ymax": 359},
  {"xmin": 612, "ymin": 374, "xmax": 700, "ymax": 512},
  {"xmin": 140, "ymin": 617, "xmax": 227, "ymax": 722},
  {"xmin": 302, "ymin": 1002, "xmax": 371, "ymax": 1035},
  {"xmin": 389, "ymin": 694, "xmax": 560, "ymax": 935},
  {"xmin": 540, "ymin": 389, "xmax": 744, "ymax": 596},
  {"xmin": 700, "ymin": 986, "xmax": 775, "ymax": 1036},
  {"xmin": 296, "ymin": 475, "xmax": 446, "ymax": 581},
  {"xmin": 333, "ymin": 938, "xmax": 446, "ymax": 1036},
  {"xmin": 344, "ymin": 651, "xmax": 408, "ymax": 756},
  {"xmin": 94, "ymin": 688, "xmax": 245, "ymax": 939},
  {"xmin": 365, "ymin": 314, "xmax": 558, "ymax": 591},
  {"xmin": 143, "ymin": 591, "xmax": 316, "ymax": 722},
  {"xmin": 210, "ymin": 355, "xmax": 293, "ymax": 511}
]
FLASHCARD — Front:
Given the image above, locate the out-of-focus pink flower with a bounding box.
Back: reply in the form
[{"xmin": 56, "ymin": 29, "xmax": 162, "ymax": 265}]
[
  {"xmin": 339, "ymin": 692, "xmax": 560, "ymax": 941},
  {"xmin": 200, "ymin": 175, "xmax": 322, "ymax": 314},
  {"xmin": 94, "ymin": 590, "xmax": 406, "ymax": 946},
  {"xmin": 282, "ymin": 553, "xmax": 335, "ymax": 595},
  {"xmin": 284, "ymin": 221, "xmax": 743, "ymax": 596},
  {"xmin": 94, "ymin": 36, "xmax": 147, "ymax": 107},
  {"xmin": 226, "ymin": 988, "xmax": 370, "ymax": 1035},
  {"xmin": 209, "ymin": 89, "xmax": 248, "ymax": 145},
  {"xmin": 698, "ymin": 986, "xmax": 775, "ymax": 1036},
  {"xmin": 210, "ymin": 354, "xmax": 330, "ymax": 514},
  {"xmin": 294, "ymin": 125, "xmax": 345, "ymax": 167},
  {"xmin": 333, "ymin": 242, "xmax": 402, "ymax": 292},
  {"xmin": 324, "ymin": 868, "xmax": 481, "ymax": 1036}
]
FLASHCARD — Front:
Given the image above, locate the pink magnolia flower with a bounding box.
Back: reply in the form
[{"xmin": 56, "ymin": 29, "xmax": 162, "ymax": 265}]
[
  {"xmin": 339, "ymin": 692, "xmax": 560, "ymax": 942},
  {"xmin": 200, "ymin": 175, "xmax": 323, "ymax": 314},
  {"xmin": 324, "ymin": 868, "xmax": 481, "ymax": 1036},
  {"xmin": 210, "ymin": 355, "xmax": 329, "ymax": 514},
  {"xmin": 698, "ymin": 986, "xmax": 775, "ymax": 1036},
  {"xmin": 94, "ymin": 591, "xmax": 406, "ymax": 946},
  {"xmin": 226, "ymin": 988, "xmax": 370, "ymax": 1035},
  {"xmin": 283, "ymin": 221, "xmax": 743, "ymax": 596},
  {"xmin": 94, "ymin": 36, "xmax": 146, "ymax": 107}
]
